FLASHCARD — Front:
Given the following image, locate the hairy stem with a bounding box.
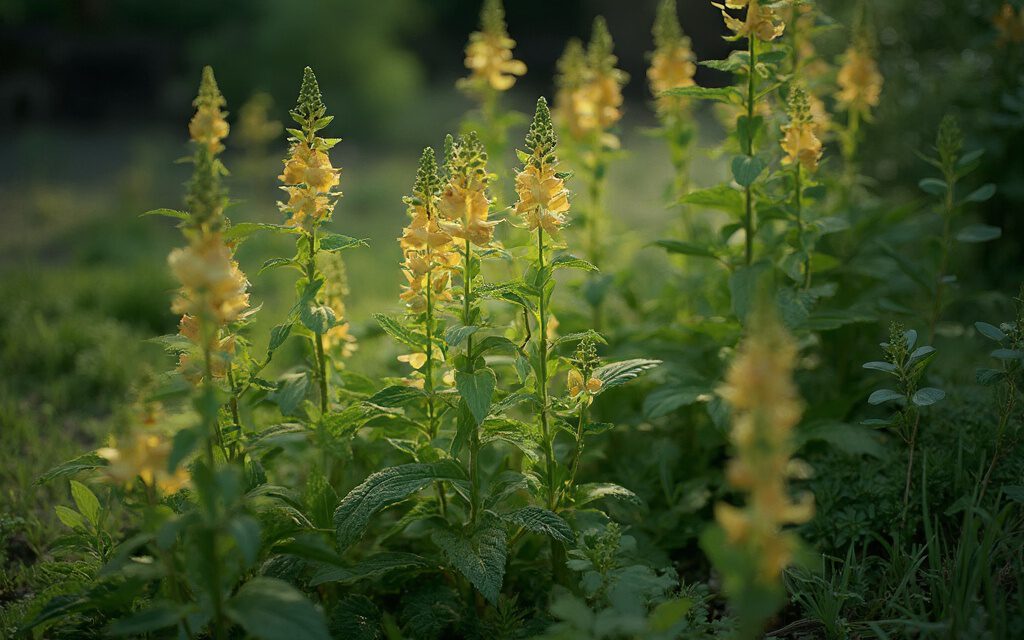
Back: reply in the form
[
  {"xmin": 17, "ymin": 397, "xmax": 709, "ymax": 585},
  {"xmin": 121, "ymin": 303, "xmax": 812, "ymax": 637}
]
[{"xmin": 743, "ymin": 36, "xmax": 758, "ymax": 266}]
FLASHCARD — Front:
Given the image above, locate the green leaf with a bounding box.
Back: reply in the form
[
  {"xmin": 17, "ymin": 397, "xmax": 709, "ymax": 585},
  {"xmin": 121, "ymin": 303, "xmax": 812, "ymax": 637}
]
[
  {"xmin": 501, "ymin": 506, "xmax": 574, "ymax": 544},
  {"xmin": 918, "ymin": 178, "xmax": 947, "ymax": 195},
  {"xmin": 310, "ymin": 552, "xmax": 430, "ymax": 587},
  {"xmin": 374, "ymin": 313, "xmax": 425, "ymax": 350},
  {"xmin": 660, "ymin": 85, "xmax": 740, "ymax": 103},
  {"xmin": 333, "ymin": 462, "xmax": 465, "ymax": 549},
  {"xmin": 868, "ymin": 389, "xmax": 902, "ymax": 405},
  {"xmin": 992, "ymin": 348, "xmax": 1024, "ymax": 360},
  {"xmin": 955, "ymin": 224, "xmax": 1001, "ymax": 243},
  {"xmin": 107, "ymin": 603, "xmax": 184, "ymax": 636},
  {"xmin": 593, "ymin": 359, "xmax": 661, "ymax": 392},
  {"xmin": 912, "ymin": 387, "xmax": 945, "ymax": 406},
  {"xmin": 70, "ymin": 480, "xmax": 101, "ymax": 526},
  {"xmin": 300, "ymin": 303, "xmax": 336, "ymax": 335},
  {"xmin": 273, "ymin": 372, "xmax": 310, "ymax": 417},
  {"xmin": 268, "ymin": 322, "xmax": 294, "ymax": 352},
  {"xmin": 328, "ymin": 596, "xmax": 383, "ymax": 640},
  {"xmin": 550, "ymin": 254, "xmax": 598, "ymax": 272},
  {"xmin": 141, "ymin": 208, "xmax": 189, "ymax": 219},
  {"xmin": 963, "ymin": 183, "xmax": 996, "ymax": 203},
  {"xmin": 731, "ymin": 156, "xmax": 766, "ymax": 188},
  {"xmin": 258, "ymin": 257, "xmax": 299, "ymax": 275},
  {"xmin": 366, "ymin": 385, "xmax": 426, "ymax": 408},
  {"xmin": 575, "ymin": 482, "xmax": 643, "ymax": 507},
  {"xmin": 975, "ymin": 321, "xmax": 1007, "ymax": 342},
  {"xmin": 445, "ymin": 324, "xmax": 479, "ymax": 348},
  {"xmin": 729, "ymin": 262, "xmax": 771, "ymax": 322},
  {"xmin": 455, "ymin": 369, "xmax": 496, "ymax": 425},
  {"xmin": 225, "ymin": 577, "xmax": 330, "ymax": 640},
  {"xmin": 320, "ymin": 233, "xmax": 367, "ymax": 252},
  {"xmin": 649, "ymin": 597, "xmax": 694, "ymax": 632},
  {"xmin": 643, "ymin": 385, "xmax": 707, "ymax": 419},
  {"xmin": 862, "ymin": 361, "xmax": 897, "ymax": 373},
  {"xmin": 797, "ymin": 421, "xmax": 885, "ymax": 458},
  {"xmin": 653, "ymin": 240, "xmax": 718, "ymax": 259},
  {"xmin": 228, "ymin": 515, "xmax": 262, "ymax": 567},
  {"xmin": 54, "ymin": 505, "xmax": 86, "ymax": 529},
  {"xmin": 224, "ymin": 222, "xmax": 301, "ymax": 241},
  {"xmin": 976, "ymin": 368, "xmax": 1006, "ymax": 386},
  {"xmin": 432, "ymin": 523, "xmax": 507, "ymax": 605},
  {"xmin": 37, "ymin": 452, "xmax": 105, "ymax": 485},
  {"xmin": 679, "ymin": 184, "xmax": 744, "ymax": 212}
]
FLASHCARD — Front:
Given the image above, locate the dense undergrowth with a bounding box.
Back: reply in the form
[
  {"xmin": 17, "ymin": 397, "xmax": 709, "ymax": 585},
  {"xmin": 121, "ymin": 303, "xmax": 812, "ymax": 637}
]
[{"xmin": 2, "ymin": 1, "xmax": 1023, "ymax": 638}]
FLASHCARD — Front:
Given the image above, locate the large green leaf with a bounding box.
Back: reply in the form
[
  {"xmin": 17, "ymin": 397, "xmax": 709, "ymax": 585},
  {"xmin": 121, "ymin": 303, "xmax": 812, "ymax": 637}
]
[
  {"xmin": 334, "ymin": 462, "xmax": 465, "ymax": 549},
  {"xmin": 500, "ymin": 506, "xmax": 573, "ymax": 544},
  {"xmin": 225, "ymin": 577, "xmax": 329, "ymax": 640},
  {"xmin": 593, "ymin": 359, "xmax": 661, "ymax": 392},
  {"xmin": 455, "ymin": 368, "xmax": 496, "ymax": 425},
  {"xmin": 373, "ymin": 313, "xmax": 425, "ymax": 350},
  {"xmin": 432, "ymin": 523, "xmax": 507, "ymax": 605}
]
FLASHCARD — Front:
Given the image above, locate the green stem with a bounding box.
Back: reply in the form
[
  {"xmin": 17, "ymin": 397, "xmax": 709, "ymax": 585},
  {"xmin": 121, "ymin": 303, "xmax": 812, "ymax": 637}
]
[
  {"xmin": 743, "ymin": 36, "xmax": 758, "ymax": 266},
  {"xmin": 464, "ymin": 236, "xmax": 481, "ymax": 526},
  {"xmin": 536, "ymin": 228, "xmax": 556, "ymax": 510},
  {"xmin": 795, "ymin": 164, "xmax": 811, "ymax": 289},
  {"xmin": 928, "ymin": 171, "xmax": 956, "ymax": 343},
  {"xmin": 424, "ymin": 238, "xmax": 447, "ymax": 518},
  {"xmin": 588, "ymin": 159, "xmax": 606, "ymax": 331},
  {"xmin": 306, "ymin": 232, "xmax": 329, "ymax": 415},
  {"xmin": 564, "ymin": 402, "xmax": 588, "ymax": 506},
  {"xmin": 199, "ymin": 324, "xmax": 227, "ymax": 640}
]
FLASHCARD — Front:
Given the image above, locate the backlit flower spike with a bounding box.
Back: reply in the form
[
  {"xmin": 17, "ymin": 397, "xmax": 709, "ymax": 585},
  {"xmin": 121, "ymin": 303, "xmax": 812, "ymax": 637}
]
[
  {"xmin": 714, "ymin": 0, "xmax": 786, "ymax": 42},
  {"xmin": 835, "ymin": 36, "xmax": 883, "ymax": 118},
  {"xmin": 399, "ymin": 147, "xmax": 456, "ymax": 313},
  {"xmin": 648, "ymin": 0, "xmax": 697, "ymax": 112},
  {"xmin": 186, "ymin": 66, "xmax": 229, "ymax": 233},
  {"xmin": 278, "ymin": 66, "xmax": 342, "ymax": 231},
  {"xmin": 320, "ymin": 252, "xmax": 357, "ymax": 358},
  {"xmin": 437, "ymin": 132, "xmax": 499, "ymax": 247},
  {"xmin": 780, "ymin": 85, "xmax": 823, "ymax": 172},
  {"xmin": 586, "ymin": 16, "xmax": 629, "ymax": 133},
  {"xmin": 459, "ymin": 0, "xmax": 527, "ymax": 94},
  {"xmin": 553, "ymin": 39, "xmax": 588, "ymax": 137},
  {"xmin": 96, "ymin": 405, "xmax": 190, "ymax": 494},
  {"xmin": 714, "ymin": 303, "xmax": 813, "ymax": 585},
  {"xmin": 994, "ymin": 3, "xmax": 1024, "ymax": 46},
  {"xmin": 514, "ymin": 97, "xmax": 571, "ymax": 237},
  {"xmin": 567, "ymin": 336, "xmax": 603, "ymax": 400}
]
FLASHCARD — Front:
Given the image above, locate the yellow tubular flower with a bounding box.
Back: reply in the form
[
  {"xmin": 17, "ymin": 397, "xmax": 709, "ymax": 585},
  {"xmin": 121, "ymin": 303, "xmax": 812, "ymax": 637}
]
[
  {"xmin": 715, "ymin": 0, "xmax": 786, "ymax": 42},
  {"xmin": 715, "ymin": 307, "xmax": 813, "ymax": 584},
  {"xmin": 168, "ymin": 233, "xmax": 250, "ymax": 325},
  {"xmin": 460, "ymin": 0, "xmax": 526, "ymax": 93},
  {"xmin": 553, "ymin": 18, "xmax": 628, "ymax": 144},
  {"xmin": 780, "ymin": 86, "xmax": 823, "ymax": 172},
  {"xmin": 836, "ymin": 44, "xmax": 883, "ymax": 116}
]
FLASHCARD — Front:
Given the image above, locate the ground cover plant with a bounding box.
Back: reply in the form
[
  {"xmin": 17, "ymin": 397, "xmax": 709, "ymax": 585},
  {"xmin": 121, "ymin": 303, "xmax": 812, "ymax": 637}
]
[{"xmin": 1, "ymin": 0, "xmax": 1023, "ymax": 638}]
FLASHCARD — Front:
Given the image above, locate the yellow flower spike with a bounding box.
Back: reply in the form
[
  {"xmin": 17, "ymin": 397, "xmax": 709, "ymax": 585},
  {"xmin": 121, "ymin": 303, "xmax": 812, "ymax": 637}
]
[
  {"xmin": 97, "ymin": 407, "xmax": 190, "ymax": 495},
  {"xmin": 437, "ymin": 132, "xmax": 498, "ymax": 248},
  {"xmin": 320, "ymin": 252, "xmax": 357, "ymax": 358},
  {"xmin": 553, "ymin": 18, "xmax": 628, "ymax": 144},
  {"xmin": 514, "ymin": 97, "xmax": 572, "ymax": 238},
  {"xmin": 994, "ymin": 3, "xmax": 1024, "ymax": 46},
  {"xmin": 459, "ymin": 0, "xmax": 526, "ymax": 94},
  {"xmin": 189, "ymin": 66, "xmax": 229, "ymax": 153},
  {"xmin": 648, "ymin": 0, "xmax": 697, "ymax": 113},
  {"xmin": 714, "ymin": 304, "xmax": 814, "ymax": 587},
  {"xmin": 836, "ymin": 42, "xmax": 883, "ymax": 117},
  {"xmin": 780, "ymin": 85, "xmax": 823, "ymax": 173}
]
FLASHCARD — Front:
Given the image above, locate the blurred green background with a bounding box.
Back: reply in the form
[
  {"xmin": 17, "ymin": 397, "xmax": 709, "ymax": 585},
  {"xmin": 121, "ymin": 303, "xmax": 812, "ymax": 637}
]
[{"xmin": 0, "ymin": 0, "xmax": 1021, "ymax": 582}]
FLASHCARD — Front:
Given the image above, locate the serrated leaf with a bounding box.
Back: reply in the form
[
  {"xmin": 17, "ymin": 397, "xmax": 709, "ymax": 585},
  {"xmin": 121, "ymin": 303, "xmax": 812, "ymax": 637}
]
[
  {"xmin": 432, "ymin": 523, "xmax": 507, "ymax": 605},
  {"xmin": 374, "ymin": 313, "xmax": 424, "ymax": 350},
  {"xmin": 333, "ymin": 462, "xmax": 465, "ymax": 549},
  {"xmin": 455, "ymin": 369, "xmax": 496, "ymax": 425},
  {"xmin": 955, "ymin": 224, "xmax": 1001, "ymax": 243},
  {"xmin": 366, "ymin": 385, "xmax": 426, "ymax": 408},
  {"xmin": 273, "ymin": 372, "xmax": 310, "ymax": 417},
  {"xmin": 912, "ymin": 387, "xmax": 945, "ymax": 406},
  {"xmin": 329, "ymin": 596, "xmax": 382, "ymax": 640},
  {"xmin": 320, "ymin": 233, "xmax": 367, "ymax": 252},
  {"xmin": 38, "ymin": 453, "xmax": 105, "ymax": 485},
  {"xmin": 444, "ymin": 324, "xmax": 479, "ymax": 348},
  {"xmin": 550, "ymin": 254, "xmax": 598, "ymax": 272},
  {"xmin": 868, "ymin": 389, "xmax": 902, "ymax": 405},
  {"xmin": 269, "ymin": 322, "xmax": 294, "ymax": 352},
  {"xmin": 593, "ymin": 359, "xmax": 660, "ymax": 392},
  {"xmin": 258, "ymin": 257, "xmax": 298, "ymax": 275},
  {"xmin": 300, "ymin": 303, "xmax": 336, "ymax": 335},
  {"xmin": 70, "ymin": 480, "xmax": 100, "ymax": 526},
  {"xmin": 501, "ymin": 506, "xmax": 573, "ymax": 544},
  {"xmin": 310, "ymin": 552, "xmax": 430, "ymax": 587},
  {"xmin": 226, "ymin": 578, "xmax": 330, "ymax": 640},
  {"xmin": 575, "ymin": 482, "xmax": 643, "ymax": 507}
]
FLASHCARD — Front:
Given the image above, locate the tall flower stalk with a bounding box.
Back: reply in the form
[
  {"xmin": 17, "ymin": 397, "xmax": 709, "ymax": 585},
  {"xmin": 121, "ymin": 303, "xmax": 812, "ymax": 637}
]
[
  {"xmin": 277, "ymin": 67, "xmax": 343, "ymax": 416},
  {"xmin": 780, "ymin": 84, "xmax": 823, "ymax": 289},
  {"xmin": 514, "ymin": 97, "xmax": 571, "ymax": 512},
  {"xmin": 714, "ymin": 0, "xmax": 786, "ymax": 266},
  {"xmin": 835, "ymin": 5, "xmax": 883, "ymax": 188},
  {"xmin": 439, "ymin": 132, "xmax": 498, "ymax": 525},
  {"xmin": 648, "ymin": 0, "xmax": 698, "ymax": 219},
  {"xmin": 702, "ymin": 303, "xmax": 813, "ymax": 638}
]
